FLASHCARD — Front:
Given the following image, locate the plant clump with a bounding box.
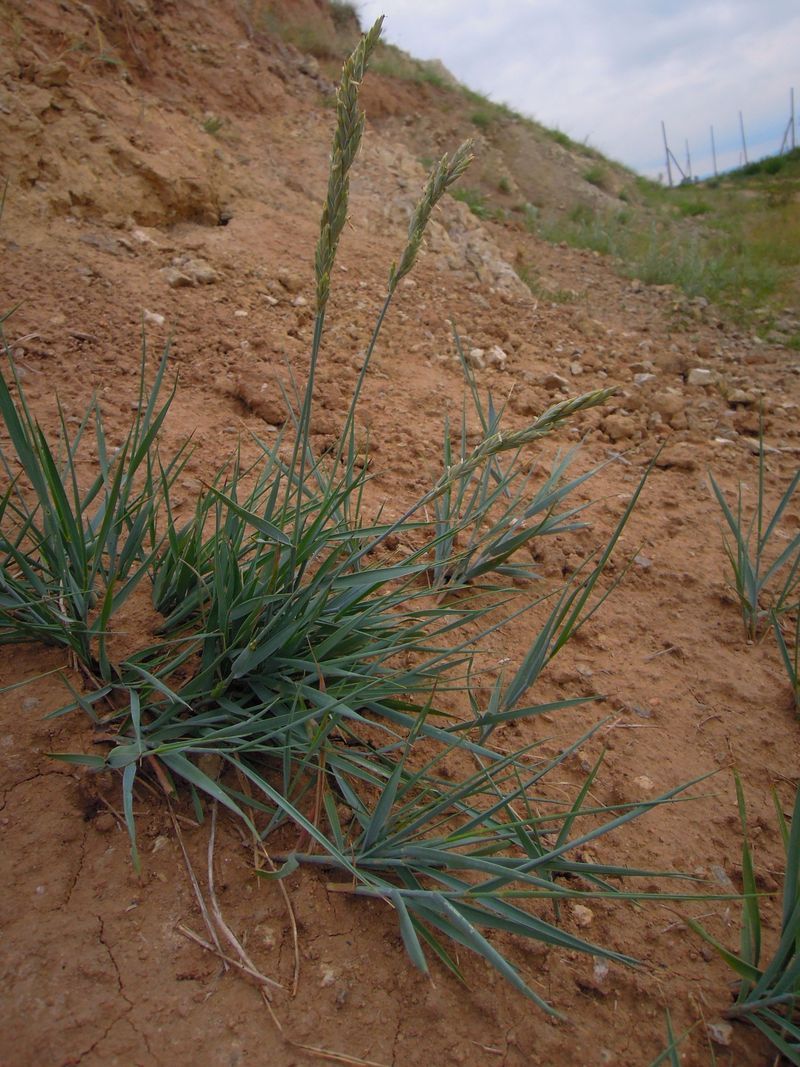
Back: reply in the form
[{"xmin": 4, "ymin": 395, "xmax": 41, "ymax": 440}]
[{"xmin": 0, "ymin": 18, "xmax": 709, "ymax": 1010}]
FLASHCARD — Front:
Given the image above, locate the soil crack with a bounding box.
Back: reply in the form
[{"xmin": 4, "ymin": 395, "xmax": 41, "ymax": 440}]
[
  {"xmin": 97, "ymin": 915, "xmax": 133, "ymax": 1010},
  {"xmin": 0, "ymin": 769, "xmax": 67, "ymax": 812},
  {"xmin": 69, "ymin": 917, "xmax": 133, "ymax": 1066},
  {"xmin": 69, "ymin": 915, "xmax": 160, "ymax": 1064},
  {"xmin": 64, "ymin": 823, "xmax": 88, "ymax": 907},
  {"xmin": 391, "ymin": 1013, "xmax": 401, "ymax": 1066}
]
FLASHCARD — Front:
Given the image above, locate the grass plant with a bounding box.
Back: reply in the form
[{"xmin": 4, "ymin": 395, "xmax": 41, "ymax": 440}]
[
  {"xmin": 648, "ymin": 1009, "xmax": 691, "ymax": 1066},
  {"xmin": 515, "ymin": 262, "xmax": 578, "ymax": 304},
  {"xmin": 583, "ymin": 164, "xmax": 609, "ymax": 191},
  {"xmin": 688, "ymin": 775, "xmax": 800, "ymax": 1063},
  {"xmin": 371, "ymin": 43, "xmax": 447, "ymax": 88},
  {"xmin": 471, "ymin": 110, "xmax": 492, "ymax": 130},
  {"xmin": 329, "ymin": 1, "xmax": 358, "ymax": 30},
  {"xmin": 201, "ymin": 114, "xmax": 223, "ymax": 136},
  {"xmin": 0, "ymin": 19, "xmax": 712, "ymax": 1009},
  {"xmin": 774, "ymin": 609, "xmax": 800, "ymax": 713},
  {"xmin": 450, "ymin": 186, "xmax": 502, "ymax": 221},
  {"xmin": 431, "ymin": 339, "xmax": 606, "ymax": 592},
  {"xmin": 0, "ymin": 349, "xmax": 185, "ymax": 679},
  {"xmin": 709, "ymin": 436, "xmax": 800, "ymax": 639}
]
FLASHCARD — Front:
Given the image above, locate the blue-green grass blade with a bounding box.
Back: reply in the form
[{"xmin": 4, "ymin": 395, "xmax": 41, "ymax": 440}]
[
  {"xmin": 423, "ymin": 894, "xmax": 562, "ymax": 1014},
  {"xmin": 748, "ymin": 1012, "xmax": 800, "ymax": 1065},
  {"xmin": 761, "ymin": 531, "xmax": 800, "ymax": 590},
  {"xmin": 206, "ymin": 485, "xmax": 291, "ymax": 545},
  {"xmin": 411, "ymin": 915, "xmax": 464, "ymax": 981},
  {"xmin": 49, "ymin": 752, "xmax": 107, "ymax": 769},
  {"xmin": 734, "ymin": 770, "xmax": 761, "ymax": 977},
  {"xmin": 158, "ymin": 751, "xmax": 252, "ymax": 828},
  {"xmin": 773, "ymin": 613, "xmax": 800, "ymax": 709},
  {"xmin": 648, "ymin": 1008, "xmax": 687, "ymax": 1067},
  {"xmin": 390, "ymin": 889, "xmax": 429, "ymax": 973},
  {"xmin": 255, "ymin": 854, "xmax": 300, "ymax": 881},
  {"xmin": 233, "ymin": 760, "xmax": 362, "ymax": 881},
  {"xmin": 752, "ymin": 894, "xmax": 800, "ymax": 997},
  {"xmin": 684, "ymin": 917, "xmax": 762, "ymax": 984},
  {"xmin": 761, "ymin": 467, "xmax": 800, "ymax": 545},
  {"xmin": 478, "ymin": 772, "xmax": 713, "ymax": 890},
  {"xmin": 125, "ymin": 662, "xmax": 192, "ymax": 710},
  {"xmin": 323, "ymin": 791, "xmax": 345, "ymax": 852},
  {"xmin": 557, "ymin": 748, "xmax": 605, "ymax": 849},
  {"xmin": 782, "ymin": 784, "xmax": 800, "ymax": 929},
  {"xmin": 446, "ymin": 695, "xmax": 594, "ymax": 735},
  {"xmin": 122, "ymin": 762, "xmax": 141, "ymax": 872}
]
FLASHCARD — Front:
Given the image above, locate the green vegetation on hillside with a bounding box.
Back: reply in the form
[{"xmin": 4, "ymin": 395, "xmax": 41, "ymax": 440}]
[{"xmin": 532, "ymin": 155, "xmax": 800, "ymax": 337}]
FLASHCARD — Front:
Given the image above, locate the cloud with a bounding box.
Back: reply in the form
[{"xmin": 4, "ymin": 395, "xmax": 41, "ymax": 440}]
[{"xmin": 357, "ymin": 0, "xmax": 799, "ymax": 178}]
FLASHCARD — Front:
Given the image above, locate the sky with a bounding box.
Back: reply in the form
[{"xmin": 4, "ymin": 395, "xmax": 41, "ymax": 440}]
[{"xmin": 356, "ymin": 1, "xmax": 799, "ymax": 181}]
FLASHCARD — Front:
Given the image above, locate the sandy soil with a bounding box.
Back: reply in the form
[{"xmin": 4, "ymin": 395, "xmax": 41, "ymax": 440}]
[{"xmin": 1, "ymin": 2, "xmax": 798, "ymax": 1065}]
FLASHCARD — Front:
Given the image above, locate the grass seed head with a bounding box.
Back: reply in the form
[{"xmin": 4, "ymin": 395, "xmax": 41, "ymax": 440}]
[
  {"xmin": 315, "ymin": 16, "xmax": 384, "ymax": 313},
  {"xmin": 390, "ymin": 139, "xmax": 474, "ymax": 291},
  {"xmin": 434, "ymin": 386, "xmax": 617, "ymax": 494}
]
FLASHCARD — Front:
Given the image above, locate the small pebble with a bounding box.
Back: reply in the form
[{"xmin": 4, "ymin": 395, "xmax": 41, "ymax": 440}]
[
  {"xmin": 707, "ymin": 1020, "xmax": 733, "ymax": 1047},
  {"xmin": 632, "ymin": 775, "xmax": 655, "ymax": 793},
  {"xmin": 572, "ymin": 904, "xmax": 594, "ymax": 927}
]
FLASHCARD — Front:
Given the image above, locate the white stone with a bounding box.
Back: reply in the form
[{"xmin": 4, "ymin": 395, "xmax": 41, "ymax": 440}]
[
  {"xmin": 633, "ymin": 775, "xmax": 655, "ymax": 793},
  {"xmin": 572, "ymin": 904, "xmax": 594, "ymax": 927},
  {"xmin": 485, "ymin": 345, "xmax": 508, "ymax": 369},
  {"xmin": 707, "ymin": 1021, "xmax": 733, "ymax": 1047},
  {"xmin": 687, "ymin": 367, "xmax": 716, "ymax": 387}
]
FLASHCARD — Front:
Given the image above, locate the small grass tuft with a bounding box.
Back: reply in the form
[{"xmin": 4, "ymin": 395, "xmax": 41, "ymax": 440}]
[
  {"xmin": 201, "ymin": 113, "xmax": 223, "ymax": 136},
  {"xmin": 688, "ymin": 774, "xmax": 800, "ymax": 1061},
  {"xmin": 583, "ymin": 164, "xmax": 609, "ymax": 191},
  {"xmin": 709, "ymin": 433, "xmax": 800, "ymax": 640}
]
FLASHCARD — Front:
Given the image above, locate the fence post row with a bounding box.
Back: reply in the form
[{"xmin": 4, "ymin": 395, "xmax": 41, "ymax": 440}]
[{"xmin": 660, "ymin": 91, "xmax": 796, "ymax": 182}]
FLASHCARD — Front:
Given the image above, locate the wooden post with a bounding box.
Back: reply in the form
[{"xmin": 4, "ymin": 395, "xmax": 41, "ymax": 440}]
[
  {"xmin": 710, "ymin": 125, "xmax": 718, "ymax": 176},
  {"xmin": 661, "ymin": 120, "xmax": 673, "ymax": 187},
  {"xmin": 685, "ymin": 138, "xmax": 693, "ymax": 181},
  {"xmin": 739, "ymin": 110, "xmax": 748, "ymax": 164},
  {"xmin": 792, "ymin": 88, "xmax": 796, "ymax": 151}
]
